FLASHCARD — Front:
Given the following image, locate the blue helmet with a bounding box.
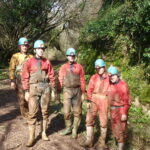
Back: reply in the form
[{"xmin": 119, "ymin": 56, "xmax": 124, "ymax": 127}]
[
  {"xmin": 18, "ymin": 37, "xmax": 28, "ymax": 45},
  {"xmin": 95, "ymin": 59, "xmax": 106, "ymax": 68},
  {"xmin": 34, "ymin": 40, "xmax": 45, "ymax": 49},
  {"xmin": 107, "ymin": 66, "xmax": 119, "ymax": 75},
  {"xmin": 66, "ymin": 48, "xmax": 76, "ymax": 56}
]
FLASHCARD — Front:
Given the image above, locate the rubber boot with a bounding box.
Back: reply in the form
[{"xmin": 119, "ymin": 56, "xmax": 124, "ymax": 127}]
[
  {"xmin": 26, "ymin": 125, "xmax": 35, "ymax": 147},
  {"xmin": 72, "ymin": 117, "xmax": 81, "ymax": 139},
  {"xmin": 118, "ymin": 143, "xmax": 124, "ymax": 150},
  {"xmin": 81, "ymin": 126, "xmax": 94, "ymax": 148},
  {"xmin": 42, "ymin": 120, "xmax": 49, "ymax": 141},
  {"xmin": 60, "ymin": 119, "xmax": 72, "ymax": 136},
  {"xmin": 98, "ymin": 127, "xmax": 108, "ymax": 149}
]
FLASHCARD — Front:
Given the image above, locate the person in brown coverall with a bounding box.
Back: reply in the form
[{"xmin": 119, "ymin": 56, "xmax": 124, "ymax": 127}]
[
  {"xmin": 22, "ymin": 40, "xmax": 55, "ymax": 147},
  {"xmin": 9, "ymin": 37, "xmax": 33, "ymax": 119},
  {"xmin": 58, "ymin": 48, "xmax": 86, "ymax": 139},
  {"xmin": 82, "ymin": 59, "xmax": 110, "ymax": 149}
]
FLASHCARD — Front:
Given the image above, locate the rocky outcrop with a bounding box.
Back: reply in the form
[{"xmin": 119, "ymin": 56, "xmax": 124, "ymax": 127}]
[{"xmin": 46, "ymin": 0, "xmax": 104, "ymax": 61}]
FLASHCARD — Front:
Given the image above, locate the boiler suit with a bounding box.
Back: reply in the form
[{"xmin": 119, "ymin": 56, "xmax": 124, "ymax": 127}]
[
  {"xmin": 84, "ymin": 73, "xmax": 110, "ymax": 148},
  {"xmin": 108, "ymin": 80, "xmax": 130, "ymax": 143},
  {"xmin": 58, "ymin": 62, "xmax": 85, "ymax": 137},
  {"xmin": 22, "ymin": 57, "xmax": 55, "ymax": 125},
  {"xmin": 86, "ymin": 73, "xmax": 110, "ymax": 128},
  {"xmin": 9, "ymin": 52, "xmax": 33, "ymax": 118}
]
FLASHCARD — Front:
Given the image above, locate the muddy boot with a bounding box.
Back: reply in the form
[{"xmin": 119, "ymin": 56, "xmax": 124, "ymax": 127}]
[
  {"xmin": 80, "ymin": 126, "xmax": 94, "ymax": 148},
  {"xmin": 118, "ymin": 143, "xmax": 124, "ymax": 150},
  {"xmin": 98, "ymin": 127, "xmax": 108, "ymax": 149},
  {"xmin": 42, "ymin": 120, "xmax": 49, "ymax": 141},
  {"xmin": 72, "ymin": 117, "xmax": 81, "ymax": 139},
  {"xmin": 60, "ymin": 120, "xmax": 72, "ymax": 136},
  {"xmin": 26, "ymin": 125, "xmax": 35, "ymax": 147}
]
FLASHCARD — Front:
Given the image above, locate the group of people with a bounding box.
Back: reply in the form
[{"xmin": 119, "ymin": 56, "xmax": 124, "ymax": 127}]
[{"xmin": 9, "ymin": 37, "xmax": 131, "ymax": 150}]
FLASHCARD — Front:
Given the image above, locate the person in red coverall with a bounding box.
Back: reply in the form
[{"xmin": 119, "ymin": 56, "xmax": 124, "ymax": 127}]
[
  {"xmin": 107, "ymin": 66, "xmax": 131, "ymax": 150},
  {"xmin": 22, "ymin": 40, "xmax": 55, "ymax": 147},
  {"xmin": 58, "ymin": 48, "xmax": 85, "ymax": 139},
  {"xmin": 82, "ymin": 59, "xmax": 109, "ymax": 149}
]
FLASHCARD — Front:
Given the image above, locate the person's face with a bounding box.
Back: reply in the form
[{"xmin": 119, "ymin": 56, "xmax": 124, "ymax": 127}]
[
  {"xmin": 96, "ymin": 66, "xmax": 105, "ymax": 75},
  {"xmin": 34, "ymin": 48, "xmax": 45, "ymax": 58},
  {"xmin": 67, "ymin": 55, "xmax": 75, "ymax": 63},
  {"xmin": 19, "ymin": 44, "xmax": 29, "ymax": 53},
  {"xmin": 109, "ymin": 74, "xmax": 119, "ymax": 83}
]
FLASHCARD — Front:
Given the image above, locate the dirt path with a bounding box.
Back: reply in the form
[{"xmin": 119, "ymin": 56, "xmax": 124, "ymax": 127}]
[{"xmin": 0, "ymin": 79, "xmax": 98, "ymax": 150}]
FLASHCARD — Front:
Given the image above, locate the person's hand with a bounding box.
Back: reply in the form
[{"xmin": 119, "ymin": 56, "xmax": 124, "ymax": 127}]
[
  {"xmin": 11, "ymin": 82, "xmax": 16, "ymax": 89},
  {"xmin": 121, "ymin": 114, "xmax": 127, "ymax": 121},
  {"xmin": 81, "ymin": 93, "xmax": 85, "ymax": 102},
  {"xmin": 25, "ymin": 91, "xmax": 29, "ymax": 102}
]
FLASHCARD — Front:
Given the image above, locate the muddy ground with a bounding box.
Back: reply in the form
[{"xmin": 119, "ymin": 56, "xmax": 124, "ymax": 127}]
[
  {"xmin": 0, "ymin": 79, "xmax": 110, "ymax": 150},
  {"xmin": 0, "ymin": 78, "xmax": 150, "ymax": 150}
]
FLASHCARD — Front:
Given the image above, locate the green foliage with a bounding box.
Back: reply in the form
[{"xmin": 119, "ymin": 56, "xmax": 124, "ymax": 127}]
[
  {"xmin": 0, "ymin": 0, "xmax": 71, "ymax": 65},
  {"xmin": 122, "ymin": 65, "xmax": 150, "ymax": 103},
  {"xmin": 79, "ymin": 0, "xmax": 150, "ymax": 103},
  {"xmin": 129, "ymin": 105, "xmax": 150, "ymax": 125},
  {"xmin": 128, "ymin": 104, "xmax": 150, "ymax": 147},
  {"xmin": 0, "ymin": 69, "xmax": 8, "ymax": 80}
]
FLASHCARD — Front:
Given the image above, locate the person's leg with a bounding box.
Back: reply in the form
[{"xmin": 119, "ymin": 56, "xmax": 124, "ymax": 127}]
[
  {"xmin": 98, "ymin": 98, "xmax": 109, "ymax": 149},
  {"xmin": 72, "ymin": 88, "xmax": 82, "ymax": 138},
  {"xmin": 60, "ymin": 88, "xmax": 72, "ymax": 135},
  {"xmin": 111, "ymin": 108, "xmax": 127, "ymax": 150},
  {"xmin": 81, "ymin": 102, "xmax": 98, "ymax": 147},
  {"xmin": 16, "ymin": 78, "xmax": 28, "ymax": 118},
  {"xmin": 26, "ymin": 84, "xmax": 39, "ymax": 147},
  {"xmin": 40, "ymin": 87, "xmax": 50, "ymax": 141}
]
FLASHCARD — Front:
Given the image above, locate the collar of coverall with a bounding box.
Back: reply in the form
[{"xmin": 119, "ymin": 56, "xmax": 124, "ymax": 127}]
[
  {"xmin": 34, "ymin": 56, "xmax": 42, "ymax": 60},
  {"xmin": 98, "ymin": 72, "xmax": 107, "ymax": 80},
  {"xmin": 67, "ymin": 61, "xmax": 77, "ymax": 65},
  {"xmin": 20, "ymin": 52, "xmax": 28, "ymax": 55}
]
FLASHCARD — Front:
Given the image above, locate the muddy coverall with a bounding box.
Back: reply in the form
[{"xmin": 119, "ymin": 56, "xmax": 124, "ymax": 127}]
[
  {"xmin": 58, "ymin": 62, "xmax": 85, "ymax": 137},
  {"xmin": 9, "ymin": 52, "xmax": 33, "ymax": 118},
  {"xmin": 84, "ymin": 73, "xmax": 110, "ymax": 148},
  {"xmin": 107, "ymin": 80, "xmax": 130, "ymax": 143},
  {"xmin": 22, "ymin": 57, "xmax": 55, "ymax": 125},
  {"xmin": 86, "ymin": 73, "xmax": 110, "ymax": 127}
]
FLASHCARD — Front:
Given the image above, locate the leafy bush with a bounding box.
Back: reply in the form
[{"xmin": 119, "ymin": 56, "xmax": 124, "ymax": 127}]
[{"xmin": 79, "ymin": 0, "xmax": 150, "ymax": 103}]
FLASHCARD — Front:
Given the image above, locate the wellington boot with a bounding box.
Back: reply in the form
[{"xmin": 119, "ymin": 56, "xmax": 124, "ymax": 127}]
[
  {"xmin": 60, "ymin": 119, "xmax": 72, "ymax": 136},
  {"xmin": 72, "ymin": 117, "xmax": 81, "ymax": 139},
  {"xmin": 118, "ymin": 143, "xmax": 124, "ymax": 150},
  {"xmin": 42, "ymin": 132, "xmax": 49, "ymax": 141},
  {"xmin": 60, "ymin": 127, "xmax": 72, "ymax": 136},
  {"xmin": 80, "ymin": 126, "xmax": 94, "ymax": 148},
  {"xmin": 98, "ymin": 137, "xmax": 108, "ymax": 149},
  {"xmin": 42, "ymin": 120, "xmax": 49, "ymax": 141},
  {"xmin": 98, "ymin": 127, "xmax": 108, "ymax": 149},
  {"xmin": 26, "ymin": 125, "xmax": 35, "ymax": 147}
]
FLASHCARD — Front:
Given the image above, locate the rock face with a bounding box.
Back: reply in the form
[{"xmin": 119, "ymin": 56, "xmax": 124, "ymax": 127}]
[{"xmin": 46, "ymin": 0, "xmax": 104, "ymax": 61}]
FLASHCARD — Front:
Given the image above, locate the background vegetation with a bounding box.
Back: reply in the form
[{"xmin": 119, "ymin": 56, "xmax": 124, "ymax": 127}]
[
  {"xmin": 78, "ymin": 0, "xmax": 150, "ymax": 148},
  {"xmin": 79, "ymin": 0, "xmax": 150, "ymax": 103}
]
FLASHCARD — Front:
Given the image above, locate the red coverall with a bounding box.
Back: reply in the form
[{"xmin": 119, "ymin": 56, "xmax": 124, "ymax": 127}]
[
  {"xmin": 108, "ymin": 80, "xmax": 130, "ymax": 143},
  {"xmin": 22, "ymin": 57, "xmax": 55, "ymax": 125},
  {"xmin": 58, "ymin": 62, "xmax": 85, "ymax": 127},
  {"xmin": 86, "ymin": 73, "xmax": 110, "ymax": 128}
]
